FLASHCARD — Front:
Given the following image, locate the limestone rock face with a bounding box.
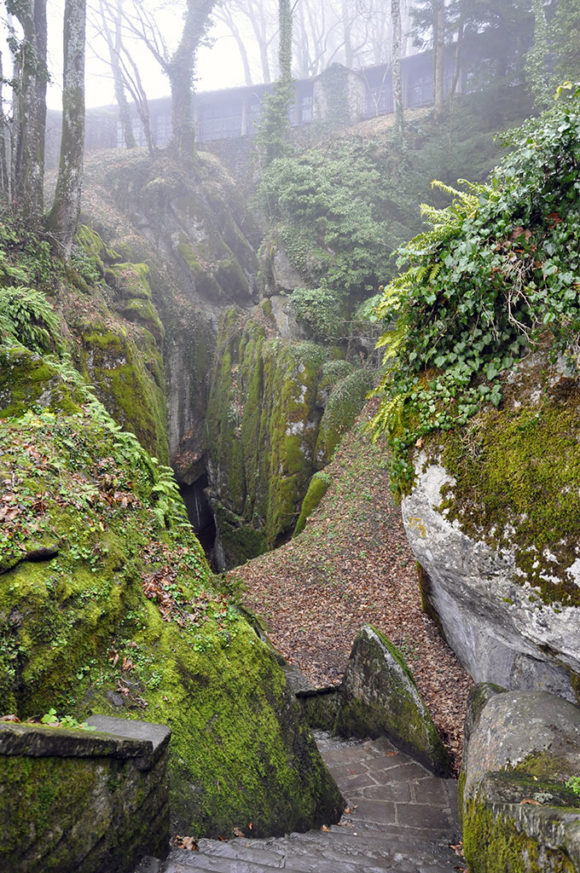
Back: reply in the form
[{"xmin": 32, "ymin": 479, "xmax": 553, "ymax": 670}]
[
  {"xmin": 461, "ymin": 687, "xmax": 580, "ymax": 872},
  {"xmin": 402, "ymin": 461, "xmax": 579, "ymax": 700},
  {"xmin": 402, "ymin": 357, "xmax": 580, "ymax": 702},
  {"xmin": 335, "ymin": 625, "xmax": 452, "ymax": 776}
]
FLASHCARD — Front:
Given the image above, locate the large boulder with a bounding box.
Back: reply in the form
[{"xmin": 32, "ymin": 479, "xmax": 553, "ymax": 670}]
[
  {"xmin": 402, "ymin": 355, "xmax": 580, "ymax": 702},
  {"xmin": 461, "ymin": 686, "xmax": 580, "ymax": 872},
  {"xmin": 334, "ymin": 625, "xmax": 452, "ymax": 776},
  {"xmin": 0, "ymin": 364, "xmax": 344, "ymax": 838}
]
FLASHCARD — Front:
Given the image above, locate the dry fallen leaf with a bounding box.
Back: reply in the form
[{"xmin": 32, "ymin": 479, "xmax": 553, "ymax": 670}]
[{"xmin": 173, "ymin": 835, "xmax": 198, "ymax": 851}]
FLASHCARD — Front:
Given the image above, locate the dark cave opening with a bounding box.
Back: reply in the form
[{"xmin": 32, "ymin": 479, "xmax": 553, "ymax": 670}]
[{"xmin": 179, "ymin": 476, "xmax": 217, "ymax": 558}]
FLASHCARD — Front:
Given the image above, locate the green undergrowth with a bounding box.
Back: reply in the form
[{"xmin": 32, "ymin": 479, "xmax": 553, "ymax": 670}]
[
  {"xmin": 0, "ymin": 216, "xmax": 168, "ymax": 460},
  {"xmin": 371, "ymin": 88, "xmax": 580, "ymax": 498}
]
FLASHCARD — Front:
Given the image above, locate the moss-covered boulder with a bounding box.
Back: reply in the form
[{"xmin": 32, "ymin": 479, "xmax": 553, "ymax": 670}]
[
  {"xmin": 82, "ymin": 149, "xmax": 258, "ymax": 308},
  {"xmin": 461, "ymin": 687, "xmax": 580, "ymax": 872},
  {"xmin": 0, "ymin": 364, "xmax": 343, "ymax": 837},
  {"xmin": 334, "ymin": 625, "xmax": 452, "ymax": 776},
  {"xmin": 315, "ymin": 368, "xmax": 375, "ymax": 465},
  {"xmin": 205, "ymin": 308, "xmax": 376, "ymax": 566},
  {"xmin": 401, "ymin": 354, "xmax": 580, "ymax": 702}
]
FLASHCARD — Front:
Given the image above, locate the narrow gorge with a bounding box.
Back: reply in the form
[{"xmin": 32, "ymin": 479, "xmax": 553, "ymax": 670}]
[{"xmin": 0, "ymin": 89, "xmax": 579, "ymax": 873}]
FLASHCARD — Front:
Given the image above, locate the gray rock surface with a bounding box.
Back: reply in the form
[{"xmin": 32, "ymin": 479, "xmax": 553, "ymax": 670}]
[
  {"xmin": 334, "ymin": 625, "xmax": 451, "ymax": 776},
  {"xmin": 461, "ymin": 687, "xmax": 580, "ymax": 872},
  {"xmin": 402, "ymin": 458, "xmax": 579, "ymax": 701}
]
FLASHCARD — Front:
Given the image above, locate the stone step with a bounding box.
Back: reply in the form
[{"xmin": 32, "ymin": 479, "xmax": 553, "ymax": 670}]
[
  {"xmin": 243, "ymin": 834, "xmax": 456, "ymax": 871},
  {"xmin": 138, "ymin": 733, "xmax": 460, "ymax": 873}
]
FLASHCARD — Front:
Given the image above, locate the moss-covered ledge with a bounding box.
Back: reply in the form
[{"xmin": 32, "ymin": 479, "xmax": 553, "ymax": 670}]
[{"xmin": 0, "ymin": 717, "xmax": 171, "ymax": 873}]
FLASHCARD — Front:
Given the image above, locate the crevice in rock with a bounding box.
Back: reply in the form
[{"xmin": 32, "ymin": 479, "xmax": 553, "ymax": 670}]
[{"xmin": 178, "ymin": 476, "xmax": 216, "ymax": 560}]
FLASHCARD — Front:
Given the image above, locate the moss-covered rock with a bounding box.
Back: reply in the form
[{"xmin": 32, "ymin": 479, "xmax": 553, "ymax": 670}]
[
  {"xmin": 0, "ymin": 376, "xmax": 344, "ymax": 837},
  {"xmin": 294, "ymin": 471, "xmax": 331, "ymax": 536},
  {"xmin": 401, "ymin": 354, "xmax": 580, "ymax": 701},
  {"xmin": 0, "ymin": 346, "xmax": 84, "ymax": 419},
  {"xmin": 0, "ymin": 718, "xmax": 170, "ymax": 873},
  {"xmin": 205, "ymin": 308, "xmax": 328, "ymax": 566},
  {"xmin": 78, "ymin": 322, "xmax": 168, "ymax": 462},
  {"xmin": 461, "ymin": 688, "xmax": 580, "ymax": 872},
  {"xmin": 334, "ymin": 625, "xmax": 452, "ymax": 776},
  {"xmin": 315, "ymin": 368, "xmax": 375, "ymax": 465}
]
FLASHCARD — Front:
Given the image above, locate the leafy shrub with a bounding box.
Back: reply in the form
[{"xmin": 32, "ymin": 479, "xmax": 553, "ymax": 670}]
[
  {"xmin": 290, "ymin": 286, "xmax": 346, "ymax": 342},
  {"xmin": 372, "ymin": 90, "xmax": 580, "ymax": 496},
  {"xmin": 259, "ymin": 143, "xmax": 400, "ymax": 300},
  {"xmin": 0, "ymin": 286, "xmax": 61, "ymax": 352}
]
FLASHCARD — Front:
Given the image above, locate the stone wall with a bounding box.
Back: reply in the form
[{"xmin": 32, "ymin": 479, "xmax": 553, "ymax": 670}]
[{"xmin": 0, "ymin": 716, "xmax": 170, "ymax": 873}]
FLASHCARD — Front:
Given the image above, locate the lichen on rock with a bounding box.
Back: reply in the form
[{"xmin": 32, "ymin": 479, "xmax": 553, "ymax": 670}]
[{"xmin": 461, "ymin": 686, "xmax": 580, "ymax": 872}]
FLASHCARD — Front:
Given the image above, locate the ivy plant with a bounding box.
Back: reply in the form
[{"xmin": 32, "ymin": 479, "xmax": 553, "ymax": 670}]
[{"xmin": 371, "ymin": 88, "xmax": 580, "ymax": 496}]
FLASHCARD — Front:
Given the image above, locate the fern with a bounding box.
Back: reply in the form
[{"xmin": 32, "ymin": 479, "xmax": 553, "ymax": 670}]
[{"xmin": 0, "ymin": 285, "xmax": 60, "ymax": 352}]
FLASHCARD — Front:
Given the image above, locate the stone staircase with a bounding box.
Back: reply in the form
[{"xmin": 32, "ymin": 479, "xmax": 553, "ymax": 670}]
[{"xmin": 138, "ymin": 732, "xmax": 461, "ymax": 873}]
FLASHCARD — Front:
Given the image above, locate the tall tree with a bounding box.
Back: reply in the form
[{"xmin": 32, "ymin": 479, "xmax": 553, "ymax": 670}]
[
  {"xmin": 102, "ymin": 0, "xmax": 217, "ymax": 159},
  {"xmin": 47, "ymin": 0, "xmax": 87, "ymax": 258},
  {"xmin": 256, "ymin": 0, "xmax": 294, "ymax": 168},
  {"xmin": 432, "ymin": 0, "xmax": 446, "ymax": 118},
  {"xmin": 97, "ymin": 0, "xmax": 137, "ymax": 148},
  {"xmin": 6, "ymin": 0, "xmax": 48, "ymax": 222},
  {"xmin": 391, "ymin": 0, "xmax": 404, "ymax": 137},
  {"xmin": 167, "ymin": 0, "xmax": 217, "ymax": 159}
]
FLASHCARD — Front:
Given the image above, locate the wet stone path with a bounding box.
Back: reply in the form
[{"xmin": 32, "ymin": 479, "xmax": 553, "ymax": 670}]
[{"xmin": 140, "ymin": 732, "xmax": 460, "ymax": 873}]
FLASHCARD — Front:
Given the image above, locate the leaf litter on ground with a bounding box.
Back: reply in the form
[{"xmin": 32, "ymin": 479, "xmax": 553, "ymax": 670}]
[{"xmin": 230, "ymin": 400, "xmax": 472, "ymax": 773}]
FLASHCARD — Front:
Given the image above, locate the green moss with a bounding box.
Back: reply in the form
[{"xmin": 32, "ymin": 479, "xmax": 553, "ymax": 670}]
[
  {"xmin": 463, "ymin": 798, "xmax": 576, "ymax": 873},
  {"xmin": 206, "ymin": 311, "xmax": 329, "ymax": 564},
  {"xmin": 316, "ymin": 369, "xmax": 375, "ymax": 465},
  {"xmin": 294, "ymin": 471, "xmax": 331, "ymax": 536},
  {"xmin": 214, "ymin": 504, "xmax": 269, "ymax": 568},
  {"xmin": 105, "ymin": 262, "xmax": 152, "ymax": 301},
  {"xmin": 114, "ymin": 299, "xmax": 165, "ymax": 344},
  {"xmin": 0, "ymin": 347, "xmax": 83, "ymax": 419},
  {"xmin": 80, "ymin": 324, "xmax": 168, "ymax": 462},
  {"xmin": 0, "ymin": 756, "xmax": 98, "ymax": 862},
  {"xmin": 334, "ymin": 626, "xmax": 451, "ymax": 776},
  {"xmin": 435, "ymin": 375, "xmax": 580, "ymax": 606}
]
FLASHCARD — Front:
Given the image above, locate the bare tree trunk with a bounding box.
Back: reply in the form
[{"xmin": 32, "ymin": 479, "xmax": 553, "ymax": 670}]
[
  {"xmin": 99, "ymin": 0, "xmax": 137, "ymax": 148},
  {"xmin": 121, "ymin": 50, "xmax": 156, "ymax": 152},
  {"xmin": 222, "ymin": 9, "xmax": 253, "ymax": 85},
  {"xmin": 47, "ymin": 0, "xmax": 86, "ymax": 259},
  {"xmin": 450, "ymin": 19, "xmax": 463, "ymax": 99},
  {"xmin": 8, "ymin": 0, "xmax": 48, "ymax": 222},
  {"xmin": 168, "ymin": 0, "xmax": 217, "ymax": 160},
  {"xmin": 433, "ymin": 0, "xmax": 445, "ymax": 120},
  {"xmin": 0, "ymin": 52, "xmax": 10, "ymax": 200},
  {"xmin": 341, "ymin": 0, "xmax": 353, "ymax": 67},
  {"xmin": 391, "ymin": 0, "xmax": 404, "ymax": 138}
]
